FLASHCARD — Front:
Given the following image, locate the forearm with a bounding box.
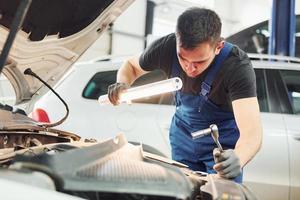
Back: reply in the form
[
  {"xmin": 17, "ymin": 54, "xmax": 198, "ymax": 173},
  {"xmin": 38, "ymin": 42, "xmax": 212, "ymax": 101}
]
[
  {"xmin": 117, "ymin": 58, "xmax": 148, "ymax": 85},
  {"xmin": 234, "ymin": 126, "xmax": 262, "ymax": 167},
  {"xmin": 232, "ymin": 97, "xmax": 263, "ymax": 167}
]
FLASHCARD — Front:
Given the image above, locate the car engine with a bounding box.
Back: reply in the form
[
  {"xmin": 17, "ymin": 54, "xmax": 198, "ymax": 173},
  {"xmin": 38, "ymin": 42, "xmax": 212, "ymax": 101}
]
[{"xmin": 0, "ymin": 122, "xmax": 255, "ymax": 200}]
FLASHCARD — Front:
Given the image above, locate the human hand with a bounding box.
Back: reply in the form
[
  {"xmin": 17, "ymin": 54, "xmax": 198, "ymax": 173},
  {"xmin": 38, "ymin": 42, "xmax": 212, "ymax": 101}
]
[
  {"xmin": 213, "ymin": 149, "xmax": 241, "ymax": 179},
  {"xmin": 108, "ymin": 82, "xmax": 130, "ymax": 105}
]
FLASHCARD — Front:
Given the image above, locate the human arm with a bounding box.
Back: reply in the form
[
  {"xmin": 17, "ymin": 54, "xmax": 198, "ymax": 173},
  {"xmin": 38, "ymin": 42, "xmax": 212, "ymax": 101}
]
[
  {"xmin": 232, "ymin": 97, "xmax": 263, "ymax": 166},
  {"xmin": 214, "ymin": 97, "xmax": 263, "ymax": 178},
  {"xmin": 108, "ymin": 56, "xmax": 149, "ymax": 105},
  {"xmin": 213, "ymin": 52, "xmax": 263, "ymax": 178},
  {"xmin": 108, "ymin": 34, "xmax": 175, "ymax": 105},
  {"xmin": 117, "ymin": 56, "xmax": 149, "ymax": 85},
  {"xmin": 116, "ymin": 33, "xmax": 175, "ymax": 85}
]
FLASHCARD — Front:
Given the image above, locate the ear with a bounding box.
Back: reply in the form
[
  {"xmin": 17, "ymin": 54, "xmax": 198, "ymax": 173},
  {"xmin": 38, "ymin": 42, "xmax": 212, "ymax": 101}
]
[{"xmin": 214, "ymin": 41, "xmax": 225, "ymax": 55}]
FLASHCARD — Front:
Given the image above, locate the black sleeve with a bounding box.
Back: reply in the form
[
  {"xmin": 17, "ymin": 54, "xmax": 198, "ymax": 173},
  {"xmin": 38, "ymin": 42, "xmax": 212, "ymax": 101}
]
[
  {"xmin": 226, "ymin": 59, "xmax": 257, "ymax": 101},
  {"xmin": 139, "ymin": 33, "xmax": 176, "ymax": 74}
]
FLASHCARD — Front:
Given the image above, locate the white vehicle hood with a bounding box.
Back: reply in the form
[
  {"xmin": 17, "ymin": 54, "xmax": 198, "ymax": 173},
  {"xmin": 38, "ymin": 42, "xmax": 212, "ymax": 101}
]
[{"xmin": 0, "ymin": 0, "xmax": 134, "ymax": 104}]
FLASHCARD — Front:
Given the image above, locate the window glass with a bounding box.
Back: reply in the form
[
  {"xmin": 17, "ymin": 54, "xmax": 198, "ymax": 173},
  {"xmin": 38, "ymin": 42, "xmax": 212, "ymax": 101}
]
[
  {"xmin": 82, "ymin": 70, "xmax": 117, "ymax": 99},
  {"xmin": 0, "ymin": 74, "xmax": 16, "ymax": 105},
  {"xmin": 254, "ymin": 69, "xmax": 269, "ymax": 112},
  {"xmin": 280, "ymin": 70, "xmax": 300, "ymax": 114}
]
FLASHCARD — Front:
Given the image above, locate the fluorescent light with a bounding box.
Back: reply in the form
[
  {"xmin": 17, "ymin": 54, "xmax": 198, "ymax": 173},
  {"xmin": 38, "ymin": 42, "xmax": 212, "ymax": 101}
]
[{"xmin": 98, "ymin": 77, "xmax": 182, "ymax": 105}]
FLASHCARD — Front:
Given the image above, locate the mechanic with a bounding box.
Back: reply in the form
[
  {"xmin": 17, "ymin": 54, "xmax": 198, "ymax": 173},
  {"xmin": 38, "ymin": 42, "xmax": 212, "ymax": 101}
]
[{"xmin": 107, "ymin": 7, "xmax": 262, "ymax": 183}]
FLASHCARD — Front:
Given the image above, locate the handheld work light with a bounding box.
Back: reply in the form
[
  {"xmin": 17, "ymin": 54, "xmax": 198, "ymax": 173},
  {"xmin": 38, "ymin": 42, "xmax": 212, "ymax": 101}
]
[{"xmin": 98, "ymin": 77, "xmax": 182, "ymax": 105}]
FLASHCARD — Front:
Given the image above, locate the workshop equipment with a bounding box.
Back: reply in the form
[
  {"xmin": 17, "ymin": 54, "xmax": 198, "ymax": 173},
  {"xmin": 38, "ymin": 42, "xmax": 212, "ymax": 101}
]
[
  {"xmin": 191, "ymin": 124, "xmax": 223, "ymax": 163},
  {"xmin": 191, "ymin": 124, "xmax": 223, "ymax": 151},
  {"xmin": 98, "ymin": 77, "xmax": 183, "ymax": 105}
]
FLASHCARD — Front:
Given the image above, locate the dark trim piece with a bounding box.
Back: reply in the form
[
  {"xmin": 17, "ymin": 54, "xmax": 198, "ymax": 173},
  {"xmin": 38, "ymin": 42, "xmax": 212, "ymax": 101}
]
[
  {"xmin": 265, "ymin": 69, "xmax": 293, "ymax": 114},
  {"xmin": 144, "ymin": 0, "xmax": 156, "ymax": 48}
]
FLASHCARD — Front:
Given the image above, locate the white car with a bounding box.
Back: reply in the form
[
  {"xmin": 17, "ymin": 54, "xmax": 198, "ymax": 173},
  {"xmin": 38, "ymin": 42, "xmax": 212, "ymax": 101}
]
[
  {"xmin": 0, "ymin": 74, "xmax": 16, "ymax": 105},
  {"xmin": 32, "ymin": 54, "xmax": 300, "ymax": 200}
]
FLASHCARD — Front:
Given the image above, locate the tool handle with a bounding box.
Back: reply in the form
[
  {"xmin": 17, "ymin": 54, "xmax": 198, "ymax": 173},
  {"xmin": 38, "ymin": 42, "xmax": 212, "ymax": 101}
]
[
  {"xmin": 215, "ymin": 140, "xmax": 223, "ymax": 151},
  {"xmin": 191, "ymin": 128, "xmax": 212, "ymax": 139},
  {"xmin": 213, "ymin": 148, "xmax": 223, "ymax": 163}
]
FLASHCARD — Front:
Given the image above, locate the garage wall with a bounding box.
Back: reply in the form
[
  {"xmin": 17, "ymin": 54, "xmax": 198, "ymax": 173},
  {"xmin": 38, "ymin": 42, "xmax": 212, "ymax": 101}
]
[
  {"xmin": 79, "ymin": 0, "xmax": 299, "ymax": 61},
  {"xmin": 79, "ymin": 0, "xmax": 147, "ymax": 61},
  {"xmin": 216, "ymin": 0, "xmax": 272, "ymax": 36},
  {"xmin": 111, "ymin": 0, "xmax": 147, "ymax": 55},
  {"xmin": 152, "ymin": 0, "xmax": 215, "ymax": 37}
]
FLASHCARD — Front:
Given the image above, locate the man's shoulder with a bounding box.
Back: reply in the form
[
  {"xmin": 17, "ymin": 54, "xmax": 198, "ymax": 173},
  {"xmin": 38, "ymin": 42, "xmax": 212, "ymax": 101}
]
[
  {"xmin": 139, "ymin": 33, "xmax": 176, "ymax": 73},
  {"xmin": 229, "ymin": 45, "xmax": 250, "ymax": 63},
  {"xmin": 151, "ymin": 33, "xmax": 176, "ymax": 48},
  {"xmin": 224, "ymin": 45, "xmax": 252, "ymax": 70},
  {"xmin": 160, "ymin": 33, "xmax": 176, "ymax": 41},
  {"xmin": 220, "ymin": 45, "xmax": 254, "ymax": 83}
]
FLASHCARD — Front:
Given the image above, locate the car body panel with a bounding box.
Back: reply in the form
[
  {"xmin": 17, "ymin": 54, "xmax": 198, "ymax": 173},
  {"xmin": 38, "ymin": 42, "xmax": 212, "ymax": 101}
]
[
  {"xmin": 155, "ymin": 104, "xmax": 176, "ymax": 158},
  {"xmin": 283, "ymin": 114, "xmax": 300, "ymax": 200},
  {"xmin": 0, "ymin": 178, "xmax": 85, "ymax": 200},
  {"xmin": 0, "ymin": 72, "xmax": 17, "ymax": 105},
  {"xmin": 243, "ymin": 113, "xmax": 289, "ymax": 200}
]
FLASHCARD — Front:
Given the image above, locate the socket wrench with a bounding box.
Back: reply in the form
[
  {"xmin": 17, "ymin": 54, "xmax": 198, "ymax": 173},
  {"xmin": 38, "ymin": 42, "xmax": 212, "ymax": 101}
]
[{"xmin": 191, "ymin": 124, "xmax": 223, "ymax": 151}]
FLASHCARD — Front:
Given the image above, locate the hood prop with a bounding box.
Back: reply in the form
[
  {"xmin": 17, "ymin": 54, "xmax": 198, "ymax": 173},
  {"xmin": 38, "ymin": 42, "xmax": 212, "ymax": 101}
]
[
  {"xmin": 0, "ymin": 0, "xmax": 32, "ymax": 74},
  {"xmin": 24, "ymin": 68, "xmax": 69, "ymax": 128}
]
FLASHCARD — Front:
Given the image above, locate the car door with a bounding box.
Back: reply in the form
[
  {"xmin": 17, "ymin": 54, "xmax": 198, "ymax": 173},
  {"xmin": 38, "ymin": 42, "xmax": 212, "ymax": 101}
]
[
  {"xmin": 243, "ymin": 68, "xmax": 290, "ymax": 200},
  {"xmin": 153, "ymin": 92, "xmax": 175, "ymax": 158},
  {"xmin": 278, "ymin": 69, "xmax": 300, "ymax": 200},
  {"xmin": 130, "ymin": 70, "xmax": 174, "ymax": 158}
]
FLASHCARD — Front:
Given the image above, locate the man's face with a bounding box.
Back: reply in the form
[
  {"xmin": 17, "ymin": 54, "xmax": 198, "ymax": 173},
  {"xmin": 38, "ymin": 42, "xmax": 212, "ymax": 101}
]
[{"xmin": 177, "ymin": 41, "xmax": 224, "ymax": 78}]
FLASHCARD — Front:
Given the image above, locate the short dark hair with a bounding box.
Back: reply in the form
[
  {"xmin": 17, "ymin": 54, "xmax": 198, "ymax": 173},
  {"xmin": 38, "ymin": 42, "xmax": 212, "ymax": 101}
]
[{"xmin": 176, "ymin": 7, "xmax": 222, "ymax": 49}]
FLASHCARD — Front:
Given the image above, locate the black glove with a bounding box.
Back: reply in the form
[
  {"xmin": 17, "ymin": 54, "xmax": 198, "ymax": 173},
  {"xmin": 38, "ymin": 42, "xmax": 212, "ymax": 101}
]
[
  {"xmin": 213, "ymin": 148, "xmax": 242, "ymax": 179},
  {"xmin": 108, "ymin": 82, "xmax": 130, "ymax": 105}
]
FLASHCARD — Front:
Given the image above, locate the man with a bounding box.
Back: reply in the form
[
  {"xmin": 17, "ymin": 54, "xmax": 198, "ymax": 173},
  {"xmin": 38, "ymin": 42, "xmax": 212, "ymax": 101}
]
[{"xmin": 108, "ymin": 7, "xmax": 262, "ymax": 183}]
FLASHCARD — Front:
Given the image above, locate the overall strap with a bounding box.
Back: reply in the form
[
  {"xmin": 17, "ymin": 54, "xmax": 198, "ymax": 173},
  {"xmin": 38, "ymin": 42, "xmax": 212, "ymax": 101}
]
[
  {"xmin": 170, "ymin": 50, "xmax": 181, "ymax": 106},
  {"xmin": 200, "ymin": 42, "xmax": 233, "ymax": 98}
]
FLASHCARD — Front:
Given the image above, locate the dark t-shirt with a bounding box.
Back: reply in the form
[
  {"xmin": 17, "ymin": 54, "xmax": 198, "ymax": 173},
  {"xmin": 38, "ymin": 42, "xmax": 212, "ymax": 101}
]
[{"xmin": 139, "ymin": 33, "xmax": 256, "ymax": 112}]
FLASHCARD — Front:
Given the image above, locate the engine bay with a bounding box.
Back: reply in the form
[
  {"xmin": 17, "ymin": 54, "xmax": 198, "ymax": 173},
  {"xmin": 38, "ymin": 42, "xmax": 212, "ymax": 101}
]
[{"xmin": 0, "ymin": 131, "xmax": 254, "ymax": 200}]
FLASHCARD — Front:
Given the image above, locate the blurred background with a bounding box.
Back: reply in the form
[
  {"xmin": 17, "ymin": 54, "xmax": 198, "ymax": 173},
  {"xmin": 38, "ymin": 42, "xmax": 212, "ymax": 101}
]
[{"xmin": 78, "ymin": 0, "xmax": 300, "ymax": 60}]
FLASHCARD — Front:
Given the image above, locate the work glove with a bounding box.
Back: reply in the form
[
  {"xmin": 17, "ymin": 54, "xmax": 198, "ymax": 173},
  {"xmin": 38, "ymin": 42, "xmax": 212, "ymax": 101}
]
[
  {"xmin": 213, "ymin": 148, "xmax": 241, "ymax": 179},
  {"xmin": 108, "ymin": 82, "xmax": 130, "ymax": 105}
]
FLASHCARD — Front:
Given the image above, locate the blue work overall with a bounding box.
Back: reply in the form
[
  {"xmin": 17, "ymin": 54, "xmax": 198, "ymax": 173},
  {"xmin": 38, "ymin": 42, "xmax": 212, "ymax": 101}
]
[{"xmin": 169, "ymin": 42, "xmax": 243, "ymax": 183}]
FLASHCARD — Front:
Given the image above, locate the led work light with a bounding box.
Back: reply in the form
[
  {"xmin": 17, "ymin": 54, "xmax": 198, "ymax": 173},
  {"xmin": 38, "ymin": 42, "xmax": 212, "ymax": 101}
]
[{"xmin": 98, "ymin": 77, "xmax": 183, "ymax": 105}]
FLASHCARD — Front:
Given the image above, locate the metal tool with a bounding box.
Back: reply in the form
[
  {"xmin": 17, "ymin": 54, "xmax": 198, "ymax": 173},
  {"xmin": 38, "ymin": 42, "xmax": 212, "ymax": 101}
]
[{"xmin": 191, "ymin": 124, "xmax": 223, "ymax": 151}]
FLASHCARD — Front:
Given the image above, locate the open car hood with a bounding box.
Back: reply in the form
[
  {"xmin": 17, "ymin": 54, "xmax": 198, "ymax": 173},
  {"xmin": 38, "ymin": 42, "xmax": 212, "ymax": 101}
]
[{"xmin": 0, "ymin": 0, "xmax": 134, "ymax": 104}]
